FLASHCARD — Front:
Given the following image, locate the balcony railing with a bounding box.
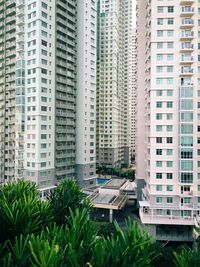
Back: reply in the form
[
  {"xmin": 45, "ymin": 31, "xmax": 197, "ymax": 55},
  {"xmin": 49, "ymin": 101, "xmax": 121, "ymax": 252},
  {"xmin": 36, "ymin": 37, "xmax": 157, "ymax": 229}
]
[
  {"xmin": 181, "ymin": 19, "xmax": 194, "ymax": 27},
  {"xmin": 180, "ymin": 67, "xmax": 193, "ymax": 74},
  {"xmin": 180, "ymin": 43, "xmax": 193, "ymax": 50},
  {"xmin": 180, "ymin": 7, "xmax": 194, "ymax": 15},
  {"xmin": 140, "ymin": 209, "xmax": 195, "ymax": 226},
  {"xmin": 180, "ymin": 31, "xmax": 193, "ymax": 39}
]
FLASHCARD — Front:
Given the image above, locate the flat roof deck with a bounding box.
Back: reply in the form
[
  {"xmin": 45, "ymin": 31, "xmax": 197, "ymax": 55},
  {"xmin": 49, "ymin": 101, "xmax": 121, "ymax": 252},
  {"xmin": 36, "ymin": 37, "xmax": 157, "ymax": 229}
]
[
  {"xmin": 92, "ymin": 193, "xmax": 127, "ymax": 210},
  {"xmin": 102, "ymin": 179, "xmax": 126, "ymax": 189}
]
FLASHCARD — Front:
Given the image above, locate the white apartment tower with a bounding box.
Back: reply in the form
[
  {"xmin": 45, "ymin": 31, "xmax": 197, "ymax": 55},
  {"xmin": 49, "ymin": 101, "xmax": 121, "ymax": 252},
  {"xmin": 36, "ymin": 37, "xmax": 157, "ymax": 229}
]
[
  {"xmin": 137, "ymin": 0, "xmax": 200, "ymax": 241},
  {"xmin": 129, "ymin": 29, "xmax": 137, "ymax": 163},
  {"xmin": 96, "ymin": 0, "xmax": 132, "ymax": 169},
  {"xmin": 0, "ymin": 0, "xmax": 97, "ymax": 187},
  {"xmin": 76, "ymin": 0, "xmax": 97, "ymax": 186}
]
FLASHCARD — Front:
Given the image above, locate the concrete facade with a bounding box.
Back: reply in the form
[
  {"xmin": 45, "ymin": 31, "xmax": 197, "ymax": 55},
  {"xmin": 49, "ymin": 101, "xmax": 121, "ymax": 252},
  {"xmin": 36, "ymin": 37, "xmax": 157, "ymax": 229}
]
[
  {"xmin": 136, "ymin": 0, "xmax": 200, "ymax": 240},
  {"xmin": 96, "ymin": 0, "xmax": 133, "ymax": 169},
  {"xmin": 0, "ymin": 0, "xmax": 97, "ymax": 187}
]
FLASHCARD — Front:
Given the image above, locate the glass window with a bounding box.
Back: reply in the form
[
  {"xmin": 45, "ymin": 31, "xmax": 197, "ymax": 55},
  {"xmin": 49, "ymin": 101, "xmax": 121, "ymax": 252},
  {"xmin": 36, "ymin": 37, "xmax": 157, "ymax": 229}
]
[
  {"xmin": 181, "ymin": 136, "xmax": 193, "ymax": 146},
  {"xmin": 167, "ymin": 185, "xmax": 173, "ymax": 191},
  {"xmin": 167, "ymin": 42, "xmax": 174, "ymax": 49},
  {"xmin": 156, "ymin": 90, "xmax": 163, "ymax": 96},
  {"xmin": 167, "ymin": 161, "xmax": 173, "ymax": 167},
  {"xmin": 167, "ymin": 18, "xmax": 174, "ymax": 25},
  {"xmin": 168, "ymin": 6, "xmax": 174, "ymax": 13},
  {"xmin": 157, "ymin": 30, "xmax": 163, "ymax": 37},
  {"xmin": 167, "ymin": 90, "xmax": 173, "ymax": 96},
  {"xmin": 156, "ymin": 197, "xmax": 162, "ymax": 203},
  {"xmin": 156, "ymin": 113, "xmax": 163, "ymax": 120},
  {"xmin": 167, "ymin": 30, "xmax": 174, "ymax": 37},
  {"xmin": 181, "ymin": 124, "xmax": 193, "ymax": 134},
  {"xmin": 167, "ymin": 114, "xmax": 173, "ymax": 120},
  {"xmin": 180, "ymin": 87, "xmax": 193, "ymax": 98},
  {"xmin": 180, "ymin": 100, "xmax": 193, "ymax": 110},
  {"xmin": 157, "ymin": 7, "xmax": 164, "ymax": 13},
  {"xmin": 156, "ymin": 78, "xmax": 163, "ymax": 85},
  {"xmin": 167, "ymin": 149, "xmax": 173, "ymax": 155},
  {"xmin": 167, "ymin": 54, "xmax": 174, "ymax": 61},
  {"xmin": 157, "ymin": 18, "xmax": 163, "ymax": 25},
  {"xmin": 181, "ymin": 112, "xmax": 193, "ymax": 122},
  {"xmin": 156, "ymin": 149, "xmax": 162, "ymax": 155},
  {"xmin": 156, "ymin": 173, "xmax": 162, "ymax": 179},
  {"xmin": 167, "ymin": 66, "xmax": 173, "ymax": 73},
  {"xmin": 167, "ymin": 125, "xmax": 173, "ymax": 132},
  {"xmin": 156, "ymin": 161, "xmax": 162, "ymax": 167},
  {"xmin": 180, "ymin": 173, "xmax": 193, "ymax": 183},
  {"xmin": 167, "ymin": 173, "xmax": 173, "ymax": 179},
  {"xmin": 157, "ymin": 42, "xmax": 163, "ymax": 49},
  {"xmin": 157, "ymin": 66, "xmax": 163, "ymax": 73},
  {"xmin": 157, "ymin": 54, "xmax": 163, "ymax": 61},
  {"xmin": 156, "ymin": 137, "xmax": 162, "ymax": 143},
  {"xmin": 156, "ymin": 209, "xmax": 163, "ymax": 215},
  {"xmin": 167, "ymin": 137, "xmax": 173, "ymax": 143},
  {"xmin": 181, "ymin": 161, "xmax": 193, "ymax": 171},
  {"xmin": 156, "ymin": 185, "xmax": 163, "ymax": 191},
  {"xmin": 167, "ymin": 197, "xmax": 173, "ymax": 203},
  {"xmin": 167, "ymin": 101, "xmax": 173, "ymax": 108},
  {"xmin": 156, "ymin": 125, "xmax": 163, "ymax": 132}
]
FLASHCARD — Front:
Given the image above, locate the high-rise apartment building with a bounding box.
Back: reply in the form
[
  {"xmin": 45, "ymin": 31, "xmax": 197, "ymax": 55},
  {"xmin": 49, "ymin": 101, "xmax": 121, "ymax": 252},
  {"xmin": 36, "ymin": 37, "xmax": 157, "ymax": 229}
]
[
  {"xmin": 129, "ymin": 29, "xmax": 137, "ymax": 163},
  {"xmin": 136, "ymin": 0, "xmax": 199, "ymax": 241},
  {"xmin": 76, "ymin": 0, "xmax": 97, "ymax": 186},
  {"xmin": 0, "ymin": 0, "xmax": 97, "ymax": 188},
  {"xmin": 96, "ymin": 0, "xmax": 132, "ymax": 169}
]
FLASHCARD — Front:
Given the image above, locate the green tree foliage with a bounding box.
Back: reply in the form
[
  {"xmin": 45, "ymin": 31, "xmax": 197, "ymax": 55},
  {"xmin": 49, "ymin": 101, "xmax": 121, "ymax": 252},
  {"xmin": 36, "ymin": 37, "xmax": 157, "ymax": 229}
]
[
  {"xmin": 96, "ymin": 166, "xmax": 135, "ymax": 180},
  {"xmin": 174, "ymin": 246, "xmax": 200, "ymax": 267},
  {"xmin": 0, "ymin": 180, "xmax": 53, "ymax": 243},
  {"xmin": 91, "ymin": 219, "xmax": 158, "ymax": 267},
  {"xmin": 48, "ymin": 179, "xmax": 91, "ymax": 225}
]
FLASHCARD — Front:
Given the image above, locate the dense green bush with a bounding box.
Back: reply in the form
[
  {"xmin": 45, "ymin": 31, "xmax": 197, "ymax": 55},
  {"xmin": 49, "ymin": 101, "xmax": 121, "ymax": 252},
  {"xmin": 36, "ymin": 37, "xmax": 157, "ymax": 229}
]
[
  {"xmin": 48, "ymin": 179, "xmax": 91, "ymax": 225},
  {"xmin": 0, "ymin": 180, "xmax": 53, "ymax": 243}
]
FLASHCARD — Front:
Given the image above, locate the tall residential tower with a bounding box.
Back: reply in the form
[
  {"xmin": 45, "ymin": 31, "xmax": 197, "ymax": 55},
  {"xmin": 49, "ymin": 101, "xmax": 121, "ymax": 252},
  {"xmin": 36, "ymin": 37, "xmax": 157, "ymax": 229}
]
[
  {"xmin": 96, "ymin": 0, "xmax": 133, "ymax": 169},
  {"xmin": 0, "ymin": 0, "xmax": 97, "ymax": 188},
  {"xmin": 129, "ymin": 29, "xmax": 137, "ymax": 163},
  {"xmin": 137, "ymin": 0, "xmax": 199, "ymax": 241}
]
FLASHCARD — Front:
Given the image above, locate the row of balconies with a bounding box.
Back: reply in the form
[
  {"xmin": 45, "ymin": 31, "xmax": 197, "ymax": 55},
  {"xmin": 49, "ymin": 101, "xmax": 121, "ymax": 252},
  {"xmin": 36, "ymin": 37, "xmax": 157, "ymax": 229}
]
[
  {"xmin": 56, "ymin": 161, "xmax": 74, "ymax": 168},
  {"xmin": 56, "ymin": 93, "xmax": 74, "ymax": 102},
  {"xmin": 5, "ymin": 24, "xmax": 15, "ymax": 32},
  {"xmin": 56, "ymin": 110, "xmax": 75, "ymax": 117},
  {"xmin": 56, "ymin": 103, "xmax": 75, "ymax": 110},
  {"xmin": 56, "ymin": 144, "xmax": 75, "ymax": 150},
  {"xmin": 16, "ymin": 17, "xmax": 24, "ymax": 26},
  {"xmin": 5, "ymin": 41, "xmax": 15, "ymax": 49},
  {"xmin": 16, "ymin": 26, "xmax": 24, "ymax": 34},
  {"xmin": 6, "ymin": 6, "xmax": 16, "ymax": 15},
  {"xmin": 17, "ymin": 0, "xmax": 24, "ymax": 7},
  {"xmin": 5, "ymin": 16, "xmax": 15, "ymax": 25},
  {"xmin": 56, "ymin": 128, "xmax": 75, "ymax": 134}
]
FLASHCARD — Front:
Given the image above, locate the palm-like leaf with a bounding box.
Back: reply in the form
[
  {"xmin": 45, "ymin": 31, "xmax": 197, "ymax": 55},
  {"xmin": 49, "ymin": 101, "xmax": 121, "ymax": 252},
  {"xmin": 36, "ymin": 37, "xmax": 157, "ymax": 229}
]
[
  {"xmin": 91, "ymin": 218, "xmax": 157, "ymax": 267},
  {"xmin": 0, "ymin": 180, "xmax": 53, "ymax": 242},
  {"xmin": 29, "ymin": 235, "xmax": 60, "ymax": 267},
  {"xmin": 5, "ymin": 235, "xmax": 30, "ymax": 267},
  {"xmin": 48, "ymin": 179, "xmax": 91, "ymax": 225},
  {"xmin": 174, "ymin": 246, "xmax": 200, "ymax": 267}
]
